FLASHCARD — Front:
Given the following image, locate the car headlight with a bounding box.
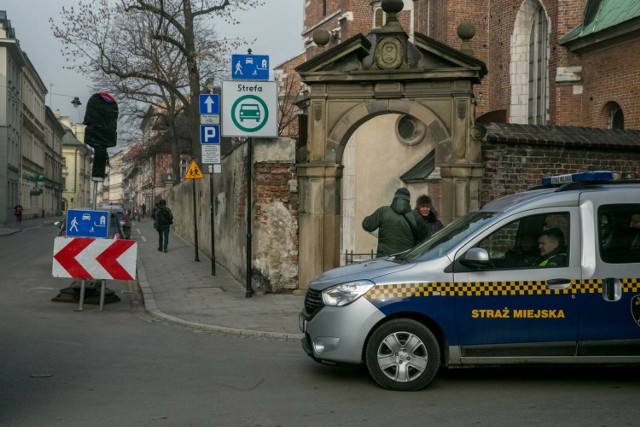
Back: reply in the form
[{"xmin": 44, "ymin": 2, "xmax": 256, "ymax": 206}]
[{"xmin": 322, "ymin": 281, "xmax": 375, "ymax": 307}]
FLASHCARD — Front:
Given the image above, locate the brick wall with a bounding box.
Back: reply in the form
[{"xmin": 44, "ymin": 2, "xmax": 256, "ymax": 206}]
[
  {"xmin": 252, "ymin": 159, "xmax": 299, "ymax": 291},
  {"xmin": 481, "ymin": 140, "xmax": 640, "ymax": 205},
  {"xmin": 414, "ymin": 0, "xmax": 591, "ymax": 124},
  {"xmin": 579, "ymin": 39, "xmax": 640, "ymax": 129},
  {"xmin": 254, "ymin": 162, "xmax": 298, "ymax": 226}
]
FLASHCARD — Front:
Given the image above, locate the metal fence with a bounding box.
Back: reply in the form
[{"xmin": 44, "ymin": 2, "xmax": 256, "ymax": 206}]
[{"xmin": 344, "ymin": 249, "xmax": 375, "ymax": 265}]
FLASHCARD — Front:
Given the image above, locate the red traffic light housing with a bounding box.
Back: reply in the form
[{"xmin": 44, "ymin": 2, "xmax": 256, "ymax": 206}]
[{"xmin": 84, "ymin": 92, "xmax": 118, "ymax": 149}]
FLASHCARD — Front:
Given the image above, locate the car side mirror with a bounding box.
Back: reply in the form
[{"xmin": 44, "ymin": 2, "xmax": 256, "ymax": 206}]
[{"xmin": 461, "ymin": 247, "xmax": 492, "ymax": 268}]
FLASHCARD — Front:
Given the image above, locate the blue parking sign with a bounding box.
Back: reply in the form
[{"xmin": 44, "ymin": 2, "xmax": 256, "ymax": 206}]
[{"xmin": 200, "ymin": 125, "xmax": 220, "ymax": 144}]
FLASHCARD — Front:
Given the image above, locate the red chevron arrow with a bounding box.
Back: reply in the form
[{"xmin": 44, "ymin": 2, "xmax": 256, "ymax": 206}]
[
  {"xmin": 53, "ymin": 237, "xmax": 94, "ymax": 279},
  {"xmin": 96, "ymin": 240, "xmax": 136, "ymax": 280}
]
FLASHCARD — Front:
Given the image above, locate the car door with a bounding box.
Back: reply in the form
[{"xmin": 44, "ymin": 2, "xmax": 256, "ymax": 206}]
[
  {"xmin": 576, "ymin": 192, "xmax": 640, "ymax": 357},
  {"xmin": 452, "ymin": 208, "xmax": 581, "ymax": 359}
]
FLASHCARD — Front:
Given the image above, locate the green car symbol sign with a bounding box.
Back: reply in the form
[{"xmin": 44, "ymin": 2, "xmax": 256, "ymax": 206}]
[{"xmin": 231, "ymin": 95, "xmax": 268, "ymax": 132}]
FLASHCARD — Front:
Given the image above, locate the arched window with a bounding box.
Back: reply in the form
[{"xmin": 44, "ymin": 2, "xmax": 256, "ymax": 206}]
[
  {"xmin": 372, "ymin": 2, "xmax": 385, "ymax": 29},
  {"xmin": 608, "ymin": 104, "xmax": 625, "ymax": 130},
  {"xmin": 510, "ymin": 1, "xmax": 549, "ymax": 124},
  {"xmin": 528, "ymin": 6, "xmax": 548, "ymax": 124}
]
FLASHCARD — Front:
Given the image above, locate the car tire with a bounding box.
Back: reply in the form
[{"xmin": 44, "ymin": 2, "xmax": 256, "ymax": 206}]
[{"xmin": 365, "ymin": 318, "xmax": 440, "ymax": 391}]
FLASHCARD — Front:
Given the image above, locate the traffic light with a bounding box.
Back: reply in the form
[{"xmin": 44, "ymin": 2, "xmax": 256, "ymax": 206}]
[
  {"xmin": 83, "ymin": 92, "xmax": 118, "ymax": 149},
  {"xmin": 91, "ymin": 148, "xmax": 109, "ymax": 180}
]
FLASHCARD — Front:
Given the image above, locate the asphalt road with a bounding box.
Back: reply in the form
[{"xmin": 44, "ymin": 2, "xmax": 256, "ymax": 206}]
[{"xmin": 1, "ymin": 223, "xmax": 639, "ymax": 426}]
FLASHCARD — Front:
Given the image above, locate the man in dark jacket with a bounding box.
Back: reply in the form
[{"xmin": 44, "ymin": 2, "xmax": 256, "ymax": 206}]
[
  {"xmin": 153, "ymin": 199, "xmax": 173, "ymax": 252},
  {"xmin": 362, "ymin": 188, "xmax": 427, "ymax": 257}
]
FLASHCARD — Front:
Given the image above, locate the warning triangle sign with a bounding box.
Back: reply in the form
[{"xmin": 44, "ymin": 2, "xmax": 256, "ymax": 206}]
[{"xmin": 184, "ymin": 160, "xmax": 205, "ymax": 179}]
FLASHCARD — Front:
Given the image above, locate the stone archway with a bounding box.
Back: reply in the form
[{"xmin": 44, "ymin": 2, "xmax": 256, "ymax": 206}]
[{"xmin": 295, "ymin": 1, "xmax": 487, "ymax": 287}]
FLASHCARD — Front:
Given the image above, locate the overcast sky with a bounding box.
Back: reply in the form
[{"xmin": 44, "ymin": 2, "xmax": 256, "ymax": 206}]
[{"xmin": 3, "ymin": 0, "xmax": 304, "ymax": 123}]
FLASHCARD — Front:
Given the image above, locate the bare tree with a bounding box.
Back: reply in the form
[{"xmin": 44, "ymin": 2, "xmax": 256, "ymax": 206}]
[
  {"xmin": 51, "ymin": 0, "xmax": 260, "ymax": 174},
  {"xmin": 120, "ymin": 0, "xmax": 262, "ymax": 160},
  {"xmin": 276, "ymin": 73, "xmax": 303, "ymax": 138}
]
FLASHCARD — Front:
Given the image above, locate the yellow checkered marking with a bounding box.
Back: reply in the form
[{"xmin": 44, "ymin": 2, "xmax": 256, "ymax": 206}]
[{"xmin": 365, "ymin": 278, "xmax": 640, "ymax": 301}]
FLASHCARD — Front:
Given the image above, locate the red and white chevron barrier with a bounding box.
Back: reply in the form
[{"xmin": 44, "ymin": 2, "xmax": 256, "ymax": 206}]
[{"xmin": 52, "ymin": 237, "xmax": 137, "ymax": 281}]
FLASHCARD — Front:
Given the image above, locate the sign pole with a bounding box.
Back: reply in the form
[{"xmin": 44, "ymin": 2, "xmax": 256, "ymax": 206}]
[
  {"xmin": 210, "ymin": 166, "xmax": 216, "ymax": 276},
  {"xmin": 75, "ymin": 279, "xmax": 86, "ymax": 312},
  {"xmin": 192, "ymin": 177, "xmax": 200, "ymax": 262},
  {"xmin": 99, "ymin": 279, "xmax": 106, "ymax": 311},
  {"xmin": 245, "ymin": 138, "xmax": 254, "ymax": 298},
  {"xmin": 182, "ymin": 159, "xmax": 205, "ymax": 262}
]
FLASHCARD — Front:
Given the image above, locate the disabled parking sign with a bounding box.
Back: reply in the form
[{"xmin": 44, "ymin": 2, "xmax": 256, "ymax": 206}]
[{"xmin": 222, "ymin": 80, "xmax": 277, "ymax": 138}]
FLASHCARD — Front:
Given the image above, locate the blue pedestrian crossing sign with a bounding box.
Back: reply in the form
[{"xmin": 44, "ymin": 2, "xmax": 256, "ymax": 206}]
[
  {"xmin": 199, "ymin": 94, "xmax": 220, "ymax": 115},
  {"xmin": 66, "ymin": 209, "xmax": 110, "ymax": 238},
  {"xmin": 231, "ymin": 54, "xmax": 269, "ymax": 81}
]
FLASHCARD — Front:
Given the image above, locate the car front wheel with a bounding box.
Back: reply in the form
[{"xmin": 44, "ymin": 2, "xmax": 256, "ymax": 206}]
[{"xmin": 365, "ymin": 318, "xmax": 440, "ymax": 391}]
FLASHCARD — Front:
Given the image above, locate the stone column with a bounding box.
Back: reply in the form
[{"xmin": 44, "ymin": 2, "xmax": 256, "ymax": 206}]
[
  {"xmin": 297, "ymin": 162, "xmax": 343, "ymax": 289},
  {"xmin": 438, "ymin": 88, "xmax": 484, "ymax": 224}
]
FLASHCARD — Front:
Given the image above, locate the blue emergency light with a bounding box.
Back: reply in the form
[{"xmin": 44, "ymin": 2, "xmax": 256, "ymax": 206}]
[{"xmin": 541, "ymin": 170, "xmax": 614, "ymax": 186}]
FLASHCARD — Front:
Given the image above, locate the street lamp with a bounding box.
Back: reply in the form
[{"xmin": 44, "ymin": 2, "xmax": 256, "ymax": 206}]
[{"xmin": 71, "ymin": 97, "xmax": 82, "ymax": 123}]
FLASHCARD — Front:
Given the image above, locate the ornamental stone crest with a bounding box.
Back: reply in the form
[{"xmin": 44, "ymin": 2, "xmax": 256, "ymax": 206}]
[{"xmin": 374, "ymin": 37, "xmax": 404, "ymax": 70}]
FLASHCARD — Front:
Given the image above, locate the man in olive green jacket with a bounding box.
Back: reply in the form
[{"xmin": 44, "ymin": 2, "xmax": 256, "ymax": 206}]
[{"xmin": 362, "ymin": 188, "xmax": 427, "ymax": 257}]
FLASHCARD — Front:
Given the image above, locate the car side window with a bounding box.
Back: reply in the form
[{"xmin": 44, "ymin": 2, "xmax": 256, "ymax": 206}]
[
  {"xmin": 599, "ymin": 204, "xmax": 640, "ymax": 264},
  {"xmin": 474, "ymin": 212, "xmax": 570, "ymax": 269}
]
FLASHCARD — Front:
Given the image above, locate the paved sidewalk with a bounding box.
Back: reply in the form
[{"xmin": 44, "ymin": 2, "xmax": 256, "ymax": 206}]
[
  {"xmin": 1, "ymin": 216, "xmax": 305, "ymax": 341},
  {"xmin": 134, "ymin": 217, "xmax": 304, "ymax": 340}
]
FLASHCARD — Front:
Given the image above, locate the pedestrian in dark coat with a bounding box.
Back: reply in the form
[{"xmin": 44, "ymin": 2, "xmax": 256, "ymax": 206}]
[
  {"xmin": 362, "ymin": 188, "xmax": 427, "ymax": 257},
  {"xmin": 415, "ymin": 195, "xmax": 444, "ymax": 241},
  {"xmin": 153, "ymin": 199, "xmax": 173, "ymax": 252},
  {"xmin": 14, "ymin": 203, "xmax": 23, "ymax": 225}
]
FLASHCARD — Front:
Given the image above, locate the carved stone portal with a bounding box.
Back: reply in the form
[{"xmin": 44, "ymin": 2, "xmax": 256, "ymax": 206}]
[{"xmin": 294, "ymin": 2, "xmax": 487, "ymax": 287}]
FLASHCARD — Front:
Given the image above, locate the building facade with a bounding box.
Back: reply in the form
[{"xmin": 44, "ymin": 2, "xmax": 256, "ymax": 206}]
[
  {"xmin": 0, "ymin": 11, "xmax": 68, "ymax": 222},
  {"xmin": 19, "ymin": 55, "xmax": 48, "ymax": 218},
  {"xmin": 0, "ymin": 13, "xmax": 24, "ymax": 224},
  {"xmin": 58, "ymin": 115, "xmax": 92, "ymax": 211},
  {"xmin": 44, "ymin": 107, "xmax": 65, "ymax": 215}
]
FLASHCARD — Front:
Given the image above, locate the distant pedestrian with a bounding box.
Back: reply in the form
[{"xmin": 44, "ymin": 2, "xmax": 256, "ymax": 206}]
[
  {"xmin": 153, "ymin": 199, "xmax": 173, "ymax": 253},
  {"xmin": 414, "ymin": 194, "xmax": 444, "ymax": 241},
  {"xmin": 362, "ymin": 188, "xmax": 427, "ymax": 257},
  {"xmin": 14, "ymin": 203, "xmax": 23, "ymax": 225},
  {"xmin": 141, "ymin": 203, "xmax": 146, "ymax": 219}
]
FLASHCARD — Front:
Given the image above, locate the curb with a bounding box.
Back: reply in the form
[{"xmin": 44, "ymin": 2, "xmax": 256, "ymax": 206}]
[{"xmin": 136, "ymin": 240, "xmax": 304, "ymax": 342}]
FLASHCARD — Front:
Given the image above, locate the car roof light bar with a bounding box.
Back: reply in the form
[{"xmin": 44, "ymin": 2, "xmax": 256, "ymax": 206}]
[{"xmin": 541, "ymin": 170, "xmax": 613, "ymax": 186}]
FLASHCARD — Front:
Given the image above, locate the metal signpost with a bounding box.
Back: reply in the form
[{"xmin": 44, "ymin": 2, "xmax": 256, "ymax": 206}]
[
  {"xmin": 63, "ymin": 208, "xmax": 111, "ymax": 311},
  {"xmin": 183, "ymin": 160, "xmax": 204, "ymax": 262},
  {"xmin": 223, "ymin": 53, "xmax": 276, "ymax": 297},
  {"xmin": 199, "ymin": 94, "xmax": 221, "ymax": 275}
]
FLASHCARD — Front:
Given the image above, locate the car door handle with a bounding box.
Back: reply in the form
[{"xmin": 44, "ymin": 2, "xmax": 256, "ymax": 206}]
[{"xmin": 546, "ymin": 279, "xmax": 572, "ymax": 290}]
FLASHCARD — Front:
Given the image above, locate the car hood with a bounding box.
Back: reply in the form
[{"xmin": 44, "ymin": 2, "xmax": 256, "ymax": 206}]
[{"xmin": 309, "ymin": 258, "xmax": 415, "ymax": 291}]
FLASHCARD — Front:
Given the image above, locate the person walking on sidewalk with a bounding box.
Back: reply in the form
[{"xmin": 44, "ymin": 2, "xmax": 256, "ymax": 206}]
[
  {"xmin": 14, "ymin": 203, "xmax": 23, "ymax": 225},
  {"xmin": 153, "ymin": 199, "xmax": 173, "ymax": 252}
]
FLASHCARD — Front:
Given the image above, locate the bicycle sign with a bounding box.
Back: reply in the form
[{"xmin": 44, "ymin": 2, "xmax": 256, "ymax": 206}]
[{"xmin": 221, "ymin": 80, "xmax": 277, "ymax": 137}]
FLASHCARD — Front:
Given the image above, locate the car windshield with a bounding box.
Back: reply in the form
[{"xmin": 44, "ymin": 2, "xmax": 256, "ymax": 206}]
[{"xmin": 399, "ymin": 211, "xmax": 498, "ymax": 262}]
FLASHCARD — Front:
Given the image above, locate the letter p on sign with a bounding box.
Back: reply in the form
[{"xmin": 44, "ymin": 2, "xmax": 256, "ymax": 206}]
[{"xmin": 200, "ymin": 125, "xmax": 220, "ymax": 144}]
